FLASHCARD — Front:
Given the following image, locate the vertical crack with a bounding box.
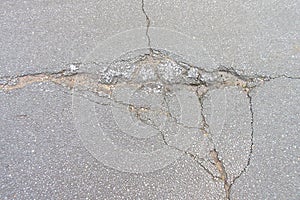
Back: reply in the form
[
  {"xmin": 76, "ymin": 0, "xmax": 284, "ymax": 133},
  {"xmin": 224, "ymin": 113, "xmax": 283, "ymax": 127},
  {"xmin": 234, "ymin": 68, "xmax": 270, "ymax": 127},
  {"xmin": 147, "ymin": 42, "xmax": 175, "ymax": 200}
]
[
  {"xmin": 197, "ymin": 89, "xmax": 216, "ymax": 148},
  {"xmin": 207, "ymin": 90, "xmax": 255, "ymax": 200},
  {"xmin": 210, "ymin": 149, "xmax": 230, "ymax": 199},
  {"xmin": 196, "ymin": 80, "xmax": 256, "ymax": 199},
  {"xmin": 225, "ymin": 92, "xmax": 255, "ymax": 199},
  {"xmin": 198, "ymin": 88, "xmax": 231, "ymax": 199},
  {"xmin": 141, "ymin": 0, "xmax": 153, "ymax": 54}
]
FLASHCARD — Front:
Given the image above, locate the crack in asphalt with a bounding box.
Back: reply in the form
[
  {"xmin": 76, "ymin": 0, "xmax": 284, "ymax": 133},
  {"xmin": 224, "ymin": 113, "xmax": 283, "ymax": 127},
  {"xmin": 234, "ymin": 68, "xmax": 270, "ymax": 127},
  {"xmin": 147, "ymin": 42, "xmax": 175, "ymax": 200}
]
[
  {"xmin": 210, "ymin": 149, "xmax": 230, "ymax": 199},
  {"xmin": 1, "ymin": 52, "xmax": 299, "ymax": 199},
  {"xmin": 197, "ymin": 89, "xmax": 216, "ymax": 146},
  {"xmin": 212, "ymin": 90, "xmax": 254, "ymax": 200},
  {"xmin": 122, "ymin": 85, "xmax": 224, "ymax": 182},
  {"xmin": 141, "ymin": 0, "xmax": 153, "ymax": 55},
  {"xmin": 196, "ymin": 84, "xmax": 256, "ymax": 200},
  {"xmin": 224, "ymin": 91, "xmax": 255, "ymax": 199},
  {"xmin": 185, "ymin": 150, "xmax": 222, "ymax": 181},
  {"xmin": 197, "ymin": 85, "xmax": 232, "ymax": 200}
]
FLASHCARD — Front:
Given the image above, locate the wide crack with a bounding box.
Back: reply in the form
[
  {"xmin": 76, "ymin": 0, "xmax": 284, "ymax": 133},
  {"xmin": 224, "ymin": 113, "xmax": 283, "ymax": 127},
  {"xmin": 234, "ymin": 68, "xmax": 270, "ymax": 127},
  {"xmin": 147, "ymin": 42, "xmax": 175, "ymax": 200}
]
[{"xmin": 1, "ymin": 50, "xmax": 299, "ymax": 199}]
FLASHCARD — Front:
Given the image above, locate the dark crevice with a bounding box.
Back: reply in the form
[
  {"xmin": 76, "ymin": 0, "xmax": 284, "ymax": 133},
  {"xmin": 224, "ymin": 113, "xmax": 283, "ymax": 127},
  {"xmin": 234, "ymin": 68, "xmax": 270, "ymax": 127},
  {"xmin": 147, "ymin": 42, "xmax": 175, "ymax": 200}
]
[
  {"xmin": 207, "ymin": 89, "xmax": 254, "ymax": 200},
  {"xmin": 225, "ymin": 91, "xmax": 255, "ymax": 200},
  {"xmin": 141, "ymin": 0, "xmax": 153, "ymax": 55},
  {"xmin": 0, "ymin": 69, "xmax": 80, "ymax": 91},
  {"xmin": 127, "ymin": 90, "xmax": 220, "ymax": 182},
  {"xmin": 268, "ymin": 74, "xmax": 300, "ymax": 80},
  {"xmin": 215, "ymin": 65, "xmax": 300, "ymax": 82},
  {"xmin": 192, "ymin": 67, "xmax": 257, "ymax": 199},
  {"xmin": 197, "ymin": 90, "xmax": 231, "ymax": 199},
  {"xmin": 185, "ymin": 151, "xmax": 222, "ymax": 181},
  {"xmin": 197, "ymin": 91, "xmax": 217, "ymax": 148}
]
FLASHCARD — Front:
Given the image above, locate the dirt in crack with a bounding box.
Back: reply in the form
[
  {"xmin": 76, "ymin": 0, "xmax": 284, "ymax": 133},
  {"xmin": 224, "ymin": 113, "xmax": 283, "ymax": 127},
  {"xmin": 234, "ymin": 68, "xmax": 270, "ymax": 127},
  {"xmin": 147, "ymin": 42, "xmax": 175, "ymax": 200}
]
[
  {"xmin": 0, "ymin": 68, "xmax": 112, "ymax": 95},
  {"xmin": 210, "ymin": 149, "xmax": 231, "ymax": 199}
]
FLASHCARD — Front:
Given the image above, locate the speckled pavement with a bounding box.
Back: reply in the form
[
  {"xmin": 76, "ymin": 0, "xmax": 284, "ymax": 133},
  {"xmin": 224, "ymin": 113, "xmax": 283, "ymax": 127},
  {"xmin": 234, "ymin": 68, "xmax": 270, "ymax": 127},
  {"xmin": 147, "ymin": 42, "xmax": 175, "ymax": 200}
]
[{"xmin": 1, "ymin": 1, "xmax": 299, "ymax": 199}]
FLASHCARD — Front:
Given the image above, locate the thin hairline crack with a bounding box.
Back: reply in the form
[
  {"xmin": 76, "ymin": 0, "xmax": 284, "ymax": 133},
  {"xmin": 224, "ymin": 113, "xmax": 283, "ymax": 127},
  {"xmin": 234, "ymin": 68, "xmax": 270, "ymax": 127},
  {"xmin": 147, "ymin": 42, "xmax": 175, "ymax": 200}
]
[
  {"xmin": 141, "ymin": 0, "xmax": 153, "ymax": 55},
  {"xmin": 223, "ymin": 91, "xmax": 255, "ymax": 199}
]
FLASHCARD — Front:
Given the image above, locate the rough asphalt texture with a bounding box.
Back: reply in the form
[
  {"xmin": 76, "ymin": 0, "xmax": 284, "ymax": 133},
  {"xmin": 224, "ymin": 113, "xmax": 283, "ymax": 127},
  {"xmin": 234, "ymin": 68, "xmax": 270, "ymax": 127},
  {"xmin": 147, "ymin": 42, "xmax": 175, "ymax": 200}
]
[{"xmin": 1, "ymin": 0, "xmax": 299, "ymax": 200}]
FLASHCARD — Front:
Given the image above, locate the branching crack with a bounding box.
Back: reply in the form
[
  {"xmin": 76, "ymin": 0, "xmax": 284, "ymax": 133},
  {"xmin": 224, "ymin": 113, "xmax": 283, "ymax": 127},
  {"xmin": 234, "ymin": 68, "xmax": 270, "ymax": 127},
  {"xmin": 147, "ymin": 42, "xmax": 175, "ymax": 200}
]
[
  {"xmin": 1, "ymin": 50, "xmax": 299, "ymax": 199},
  {"xmin": 185, "ymin": 150, "xmax": 222, "ymax": 181},
  {"xmin": 198, "ymin": 87, "xmax": 255, "ymax": 200},
  {"xmin": 224, "ymin": 91, "xmax": 255, "ymax": 200}
]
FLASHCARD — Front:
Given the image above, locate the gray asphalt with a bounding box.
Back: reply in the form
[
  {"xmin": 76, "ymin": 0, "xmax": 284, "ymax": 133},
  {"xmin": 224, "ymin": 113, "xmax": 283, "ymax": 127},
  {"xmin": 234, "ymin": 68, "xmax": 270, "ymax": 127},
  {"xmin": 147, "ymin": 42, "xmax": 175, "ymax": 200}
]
[{"xmin": 1, "ymin": 1, "xmax": 299, "ymax": 199}]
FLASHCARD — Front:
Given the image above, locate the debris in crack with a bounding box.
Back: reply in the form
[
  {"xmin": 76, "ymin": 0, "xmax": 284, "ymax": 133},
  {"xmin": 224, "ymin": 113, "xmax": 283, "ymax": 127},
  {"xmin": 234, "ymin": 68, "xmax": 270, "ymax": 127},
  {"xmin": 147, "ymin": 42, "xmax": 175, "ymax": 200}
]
[
  {"xmin": 210, "ymin": 149, "xmax": 231, "ymax": 200},
  {"xmin": 0, "ymin": 67, "xmax": 113, "ymax": 96},
  {"xmin": 0, "ymin": 69, "xmax": 77, "ymax": 91},
  {"xmin": 197, "ymin": 87, "xmax": 211, "ymax": 138},
  {"xmin": 97, "ymin": 50, "xmax": 269, "ymax": 91},
  {"xmin": 0, "ymin": 50, "xmax": 282, "ymax": 94}
]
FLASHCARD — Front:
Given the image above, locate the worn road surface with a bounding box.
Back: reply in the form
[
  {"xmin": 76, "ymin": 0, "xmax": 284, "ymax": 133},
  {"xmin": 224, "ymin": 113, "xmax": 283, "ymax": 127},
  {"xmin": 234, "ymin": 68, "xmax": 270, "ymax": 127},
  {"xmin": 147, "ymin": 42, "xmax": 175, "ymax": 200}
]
[{"xmin": 1, "ymin": 1, "xmax": 299, "ymax": 199}]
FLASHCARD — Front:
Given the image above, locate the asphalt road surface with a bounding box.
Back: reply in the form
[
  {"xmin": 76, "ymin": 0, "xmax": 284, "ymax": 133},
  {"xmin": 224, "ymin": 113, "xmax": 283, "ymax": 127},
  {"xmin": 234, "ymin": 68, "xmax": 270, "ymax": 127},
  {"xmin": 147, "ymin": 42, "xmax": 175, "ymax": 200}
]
[{"xmin": 1, "ymin": 1, "xmax": 299, "ymax": 199}]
